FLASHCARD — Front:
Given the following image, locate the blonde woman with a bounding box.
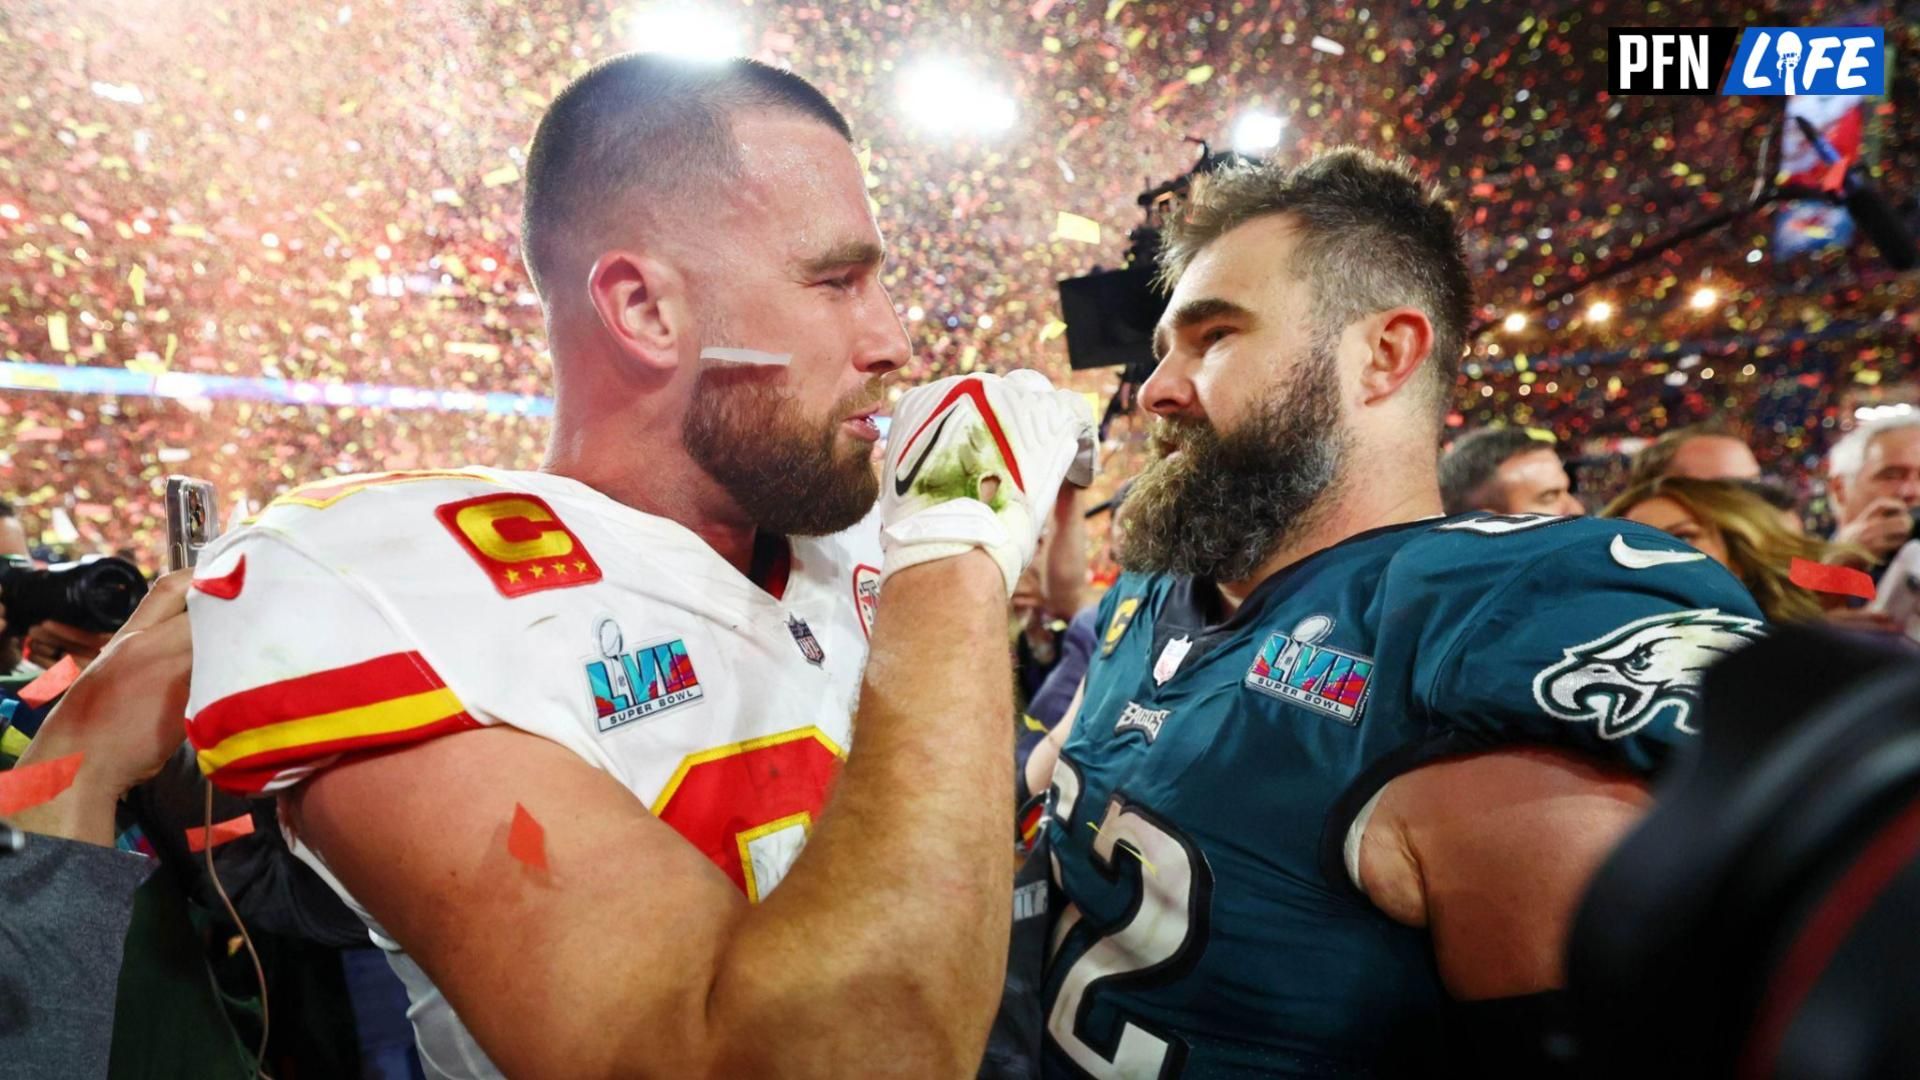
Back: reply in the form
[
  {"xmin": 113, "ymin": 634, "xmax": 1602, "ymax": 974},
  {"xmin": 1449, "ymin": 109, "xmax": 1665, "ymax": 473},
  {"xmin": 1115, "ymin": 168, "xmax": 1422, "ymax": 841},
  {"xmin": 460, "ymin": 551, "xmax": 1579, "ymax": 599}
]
[{"xmin": 1603, "ymin": 476, "xmax": 1866, "ymax": 623}]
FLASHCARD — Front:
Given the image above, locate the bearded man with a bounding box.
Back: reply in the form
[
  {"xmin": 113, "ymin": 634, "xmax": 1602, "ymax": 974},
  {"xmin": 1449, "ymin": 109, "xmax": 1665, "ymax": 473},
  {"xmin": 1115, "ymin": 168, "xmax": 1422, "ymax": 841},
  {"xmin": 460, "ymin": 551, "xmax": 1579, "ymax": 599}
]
[
  {"xmin": 183, "ymin": 54, "xmax": 1093, "ymax": 1078},
  {"xmin": 1021, "ymin": 149, "xmax": 1765, "ymax": 1076}
]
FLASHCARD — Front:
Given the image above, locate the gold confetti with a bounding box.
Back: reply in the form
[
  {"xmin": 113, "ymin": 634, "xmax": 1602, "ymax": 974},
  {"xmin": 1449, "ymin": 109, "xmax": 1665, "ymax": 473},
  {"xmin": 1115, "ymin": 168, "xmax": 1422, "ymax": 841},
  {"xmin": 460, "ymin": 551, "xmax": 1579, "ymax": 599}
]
[
  {"xmin": 1054, "ymin": 211, "xmax": 1101, "ymax": 245},
  {"xmin": 1087, "ymin": 822, "xmax": 1156, "ymax": 876},
  {"xmin": 312, "ymin": 207, "xmax": 352, "ymax": 245}
]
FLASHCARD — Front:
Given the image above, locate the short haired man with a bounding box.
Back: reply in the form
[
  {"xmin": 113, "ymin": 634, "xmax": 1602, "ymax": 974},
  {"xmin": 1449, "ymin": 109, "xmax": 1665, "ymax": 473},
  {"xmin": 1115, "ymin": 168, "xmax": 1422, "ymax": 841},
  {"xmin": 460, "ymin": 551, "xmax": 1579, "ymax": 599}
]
[
  {"xmin": 1827, "ymin": 416, "xmax": 1920, "ymax": 570},
  {"xmin": 1438, "ymin": 427, "xmax": 1585, "ymax": 516},
  {"xmin": 1628, "ymin": 424, "xmax": 1762, "ymax": 484},
  {"xmin": 1024, "ymin": 149, "xmax": 1762, "ymax": 1075},
  {"xmin": 185, "ymin": 55, "xmax": 1091, "ymax": 1077}
]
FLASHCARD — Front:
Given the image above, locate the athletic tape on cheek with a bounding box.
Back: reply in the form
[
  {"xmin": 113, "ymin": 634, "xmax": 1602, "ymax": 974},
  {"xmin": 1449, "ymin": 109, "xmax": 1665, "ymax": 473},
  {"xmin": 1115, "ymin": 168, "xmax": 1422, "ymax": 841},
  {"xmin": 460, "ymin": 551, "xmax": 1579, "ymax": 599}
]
[{"xmin": 699, "ymin": 347, "xmax": 792, "ymax": 367}]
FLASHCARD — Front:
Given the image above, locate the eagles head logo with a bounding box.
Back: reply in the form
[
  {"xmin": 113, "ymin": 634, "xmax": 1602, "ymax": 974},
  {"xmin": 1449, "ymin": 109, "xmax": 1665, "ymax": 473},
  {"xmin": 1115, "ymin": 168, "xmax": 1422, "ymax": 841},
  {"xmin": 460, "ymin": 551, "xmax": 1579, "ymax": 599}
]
[{"xmin": 1532, "ymin": 609, "xmax": 1765, "ymax": 739}]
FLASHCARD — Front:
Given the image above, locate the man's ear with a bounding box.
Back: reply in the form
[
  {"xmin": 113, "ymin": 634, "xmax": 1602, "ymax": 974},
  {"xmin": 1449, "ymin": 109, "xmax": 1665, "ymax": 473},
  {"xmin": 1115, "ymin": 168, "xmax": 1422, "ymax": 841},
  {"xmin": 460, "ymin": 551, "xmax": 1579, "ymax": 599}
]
[
  {"xmin": 1357, "ymin": 308, "xmax": 1437, "ymax": 407},
  {"xmin": 1828, "ymin": 472, "xmax": 1852, "ymax": 517},
  {"xmin": 585, "ymin": 251, "xmax": 687, "ymax": 376}
]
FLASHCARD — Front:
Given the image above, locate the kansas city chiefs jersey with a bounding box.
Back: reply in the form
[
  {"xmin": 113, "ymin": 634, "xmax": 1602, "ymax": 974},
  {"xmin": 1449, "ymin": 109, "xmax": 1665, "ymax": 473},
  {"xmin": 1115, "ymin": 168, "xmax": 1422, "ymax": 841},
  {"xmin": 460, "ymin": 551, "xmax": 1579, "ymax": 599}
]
[{"xmin": 184, "ymin": 467, "xmax": 882, "ymax": 1079}]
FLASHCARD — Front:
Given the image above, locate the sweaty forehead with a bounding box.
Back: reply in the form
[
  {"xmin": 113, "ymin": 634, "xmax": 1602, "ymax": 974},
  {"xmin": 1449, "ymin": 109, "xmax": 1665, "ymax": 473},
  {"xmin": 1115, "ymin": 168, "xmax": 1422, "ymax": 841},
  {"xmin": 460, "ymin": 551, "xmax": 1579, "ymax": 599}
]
[
  {"xmin": 724, "ymin": 113, "xmax": 878, "ymax": 263},
  {"xmin": 1168, "ymin": 214, "xmax": 1309, "ymax": 311}
]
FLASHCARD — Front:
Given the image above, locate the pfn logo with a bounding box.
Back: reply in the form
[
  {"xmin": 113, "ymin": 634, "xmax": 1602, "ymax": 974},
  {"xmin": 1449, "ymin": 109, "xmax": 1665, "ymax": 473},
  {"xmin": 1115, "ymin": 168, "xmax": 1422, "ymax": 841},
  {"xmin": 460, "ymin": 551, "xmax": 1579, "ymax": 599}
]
[{"xmin": 1608, "ymin": 27, "xmax": 1884, "ymax": 96}]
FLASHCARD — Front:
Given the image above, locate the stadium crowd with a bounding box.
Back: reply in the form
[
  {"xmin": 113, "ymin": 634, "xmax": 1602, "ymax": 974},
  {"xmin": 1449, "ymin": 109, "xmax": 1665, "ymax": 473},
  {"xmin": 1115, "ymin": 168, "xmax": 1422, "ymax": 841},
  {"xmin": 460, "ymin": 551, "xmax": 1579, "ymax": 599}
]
[{"xmin": 1, "ymin": 1, "xmax": 1918, "ymax": 1078}]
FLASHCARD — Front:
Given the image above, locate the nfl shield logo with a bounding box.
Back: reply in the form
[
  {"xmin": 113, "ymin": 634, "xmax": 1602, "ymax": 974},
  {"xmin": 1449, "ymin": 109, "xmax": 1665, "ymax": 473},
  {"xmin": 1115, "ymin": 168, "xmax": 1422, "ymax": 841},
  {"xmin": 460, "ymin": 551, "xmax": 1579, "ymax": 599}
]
[
  {"xmin": 853, "ymin": 564, "xmax": 881, "ymax": 640},
  {"xmin": 1154, "ymin": 635, "xmax": 1192, "ymax": 685},
  {"xmin": 788, "ymin": 615, "xmax": 826, "ymax": 666}
]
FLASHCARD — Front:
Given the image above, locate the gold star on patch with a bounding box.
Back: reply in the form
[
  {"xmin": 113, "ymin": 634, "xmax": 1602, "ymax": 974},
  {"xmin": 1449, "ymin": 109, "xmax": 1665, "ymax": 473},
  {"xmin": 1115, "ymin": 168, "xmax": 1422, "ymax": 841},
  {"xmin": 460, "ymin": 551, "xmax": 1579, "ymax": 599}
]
[
  {"xmin": 505, "ymin": 569, "xmax": 520, "ymax": 584},
  {"xmin": 575, "ymin": 560, "xmax": 587, "ymax": 573},
  {"xmin": 552, "ymin": 561, "xmax": 567, "ymax": 575},
  {"xmin": 528, "ymin": 564, "xmax": 545, "ymax": 578}
]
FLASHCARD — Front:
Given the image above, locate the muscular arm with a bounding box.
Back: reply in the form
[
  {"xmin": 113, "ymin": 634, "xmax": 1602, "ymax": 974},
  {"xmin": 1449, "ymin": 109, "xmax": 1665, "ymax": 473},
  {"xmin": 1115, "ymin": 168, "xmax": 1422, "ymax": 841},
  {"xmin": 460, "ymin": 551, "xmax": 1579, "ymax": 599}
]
[
  {"xmin": 288, "ymin": 552, "xmax": 1015, "ymax": 1078},
  {"xmin": 1354, "ymin": 747, "xmax": 1652, "ymax": 1000}
]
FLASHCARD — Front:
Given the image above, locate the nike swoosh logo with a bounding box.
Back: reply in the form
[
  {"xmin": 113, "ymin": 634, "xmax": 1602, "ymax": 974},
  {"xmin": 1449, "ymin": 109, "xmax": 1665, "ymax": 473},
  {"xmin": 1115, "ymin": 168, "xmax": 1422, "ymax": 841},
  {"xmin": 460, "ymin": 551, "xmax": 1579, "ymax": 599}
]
[
  {"xmin": 1610, "ymin": 534, "xmax": 1707, "ymax": 570},
  {"xmin": 894, "ymin": 411, "xmax": 954, "ymax": 497}
]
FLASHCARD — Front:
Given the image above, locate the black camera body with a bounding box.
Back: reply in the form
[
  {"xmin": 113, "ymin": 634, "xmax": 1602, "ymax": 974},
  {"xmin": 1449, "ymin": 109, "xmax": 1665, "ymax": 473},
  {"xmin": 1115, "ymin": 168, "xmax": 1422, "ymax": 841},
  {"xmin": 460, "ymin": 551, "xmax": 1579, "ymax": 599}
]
[{"xmin": 0, "ymin": 555, "xmax": 149, "ymax": 634}]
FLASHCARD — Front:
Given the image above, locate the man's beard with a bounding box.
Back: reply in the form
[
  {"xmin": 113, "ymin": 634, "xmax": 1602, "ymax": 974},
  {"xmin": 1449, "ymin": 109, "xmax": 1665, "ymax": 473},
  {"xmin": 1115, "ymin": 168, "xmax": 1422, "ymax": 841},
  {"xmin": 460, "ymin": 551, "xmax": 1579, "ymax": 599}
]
[
  {"xmin": 683, "ymin": 366, "xmax": 881, "ymax": 537},
  {"xmin": 1119, "ymin": 338, "xmax": 1348, "ymax": 583}
]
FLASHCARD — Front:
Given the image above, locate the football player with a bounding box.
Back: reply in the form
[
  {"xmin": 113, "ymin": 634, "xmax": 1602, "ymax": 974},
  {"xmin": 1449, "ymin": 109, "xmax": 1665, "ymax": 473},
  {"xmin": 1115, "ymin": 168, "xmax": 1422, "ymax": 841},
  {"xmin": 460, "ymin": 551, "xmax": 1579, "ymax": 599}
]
[
  {"xmin": 184, "ymin": 56, "xmax": 1093, "ymax": 1078},
  {"xmin": 1023, "ymin": 149, "xmax": 1767, "ymax": 1076}
]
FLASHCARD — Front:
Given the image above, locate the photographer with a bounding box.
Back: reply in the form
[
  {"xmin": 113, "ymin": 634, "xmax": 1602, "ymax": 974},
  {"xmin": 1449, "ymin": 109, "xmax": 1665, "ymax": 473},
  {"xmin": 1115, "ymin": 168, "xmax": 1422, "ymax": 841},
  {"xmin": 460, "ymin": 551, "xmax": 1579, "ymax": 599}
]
[{"xmin": 0, "ymin": 500, "xmax": 119, "ymax": 679}]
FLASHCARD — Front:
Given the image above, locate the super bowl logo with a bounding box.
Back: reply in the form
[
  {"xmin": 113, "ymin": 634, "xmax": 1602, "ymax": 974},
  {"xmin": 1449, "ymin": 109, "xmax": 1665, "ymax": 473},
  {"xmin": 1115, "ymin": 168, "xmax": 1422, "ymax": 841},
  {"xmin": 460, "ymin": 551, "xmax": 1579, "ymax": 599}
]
[
  {"xmin": 1245, "ymin": 614, "xmax": 1374, "ymax": 725},
  {"xmin": 585, "ymin": 618, "xmax": 705, "ymax": 733}
]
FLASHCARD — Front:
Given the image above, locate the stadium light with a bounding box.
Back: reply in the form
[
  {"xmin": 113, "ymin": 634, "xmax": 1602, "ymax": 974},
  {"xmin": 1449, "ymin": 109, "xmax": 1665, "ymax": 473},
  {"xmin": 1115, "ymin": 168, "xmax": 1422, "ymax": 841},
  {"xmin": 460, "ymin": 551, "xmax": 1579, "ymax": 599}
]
[
  {"xmin": 625, "ymin": 5, "xmax": 744, "ymax": 61},
  {"xmin": 1502, "ymin": 311, "xmax": 1528, "ymax": 333},
  {"xmin": 1857, "ymin": 403, "xmax": 1915, "ymax": 423},
  {"xmin": 899, "ymin": 57, "xmax": 1017, "ymax": 136},
  {"xmin": 1688, "ymin": 286, "xmax": 1718, "ymax": 311},
  {"xmin": 1586, "ymin": 300, "xmax": 1613, "ymax": 323},
  {"xmin": 1231, "ymin": 112, "xmax": 1287, "ymax": 155}
]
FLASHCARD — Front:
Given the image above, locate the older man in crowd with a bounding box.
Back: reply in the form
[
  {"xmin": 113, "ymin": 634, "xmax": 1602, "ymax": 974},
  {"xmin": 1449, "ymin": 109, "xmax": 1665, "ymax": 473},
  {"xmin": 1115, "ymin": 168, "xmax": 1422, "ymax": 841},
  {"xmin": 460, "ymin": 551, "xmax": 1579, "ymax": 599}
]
[{"xmin": 1827, "ymin": 416, "xmax": 1920, "ymax": 576}]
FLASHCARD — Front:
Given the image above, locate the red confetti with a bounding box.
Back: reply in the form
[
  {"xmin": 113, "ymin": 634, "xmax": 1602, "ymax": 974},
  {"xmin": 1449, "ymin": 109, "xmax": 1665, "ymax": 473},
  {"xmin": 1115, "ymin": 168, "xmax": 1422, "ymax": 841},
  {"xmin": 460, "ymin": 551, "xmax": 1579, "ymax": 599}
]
[
  {"xmin": 186, "ymin": 813, "xmax": 257, "ymax": 853},
  {"xmin": 507, "ymin": 803, "xmax": 547, "ymax": 871},
  {"xmin": 1790, "ymin": 558, "xmax": 1877, "ymax": 602},
  {"xmin": 18, "ymin": 656, "xmax": 81, "ymax": 708},
  {"xmin": 0, "ymin": 752, "xmax": 84, "ymax": 817}
]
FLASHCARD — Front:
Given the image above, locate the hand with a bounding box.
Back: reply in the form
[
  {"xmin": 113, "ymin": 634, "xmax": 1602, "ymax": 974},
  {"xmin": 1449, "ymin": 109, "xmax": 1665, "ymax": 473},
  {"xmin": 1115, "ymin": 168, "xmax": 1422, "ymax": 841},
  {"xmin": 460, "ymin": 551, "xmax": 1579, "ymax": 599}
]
[
  {"xmin": 25, "ymin": 619, "xmax": 117, "ymax": 673},
  {"xmin": 1824, "ymin": 607, "xmax": 1903, "ymax": 636},
  {"xmin": 9, "ymin": 572, "xmax": 193, "ymax": 845},
  {"xmin": 878, "ymin": 371, "xmax": 1097, "ymax": 593},
  {"xmin": 1834, "ymin": 498, "xmax": 1915, "ymax": 561}
]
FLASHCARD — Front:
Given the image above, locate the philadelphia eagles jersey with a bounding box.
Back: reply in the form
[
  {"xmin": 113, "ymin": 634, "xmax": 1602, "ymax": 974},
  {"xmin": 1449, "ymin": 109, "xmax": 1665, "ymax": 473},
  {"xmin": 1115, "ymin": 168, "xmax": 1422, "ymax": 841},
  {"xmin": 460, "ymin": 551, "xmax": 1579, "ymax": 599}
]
[{"xmin": 1040, "ymin": 513, "xmax": 1766, "ymax": 1078}]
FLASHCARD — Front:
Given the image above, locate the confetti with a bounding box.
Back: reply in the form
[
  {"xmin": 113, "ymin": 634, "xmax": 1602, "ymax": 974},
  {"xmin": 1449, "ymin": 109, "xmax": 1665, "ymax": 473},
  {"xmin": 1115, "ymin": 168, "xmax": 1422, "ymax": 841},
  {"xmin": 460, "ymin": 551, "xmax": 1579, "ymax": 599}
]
[
  {"xmin": 0, "ymin": 0, "xmax": 1906, "ymax": 564},
  {"xmin": 19, "ymin": 656, "xmax": 82, "ymax": 708},
  {"xmin": 1088, "ymin": 821, "xmax": 1155, "ymax": 876},
  {"xmin": 186, "ymin": 813, "xmax": 257, "ymax": 852},
  {"xmin": 508, "ymin": 802, "xmax": 547, "ymax": 870},
  {"xmin": 1054, "ymin": 211, "xmax": 1102, "ymax": 245},
  {"xmin": 1790, "ymin": 558, "xmax": 1877, "ymax": 602},
  {"xmin": 0, "ymin": 752, "xmax": 84, "ymax": 817}
]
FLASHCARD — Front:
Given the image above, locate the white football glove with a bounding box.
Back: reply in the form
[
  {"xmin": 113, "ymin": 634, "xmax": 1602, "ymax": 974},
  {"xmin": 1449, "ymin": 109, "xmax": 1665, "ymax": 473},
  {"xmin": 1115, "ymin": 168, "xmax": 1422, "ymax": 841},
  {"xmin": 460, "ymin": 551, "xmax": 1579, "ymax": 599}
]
[{"xmin": 879, "ymin": 370, "xmax": 1098, "ymax": 593}]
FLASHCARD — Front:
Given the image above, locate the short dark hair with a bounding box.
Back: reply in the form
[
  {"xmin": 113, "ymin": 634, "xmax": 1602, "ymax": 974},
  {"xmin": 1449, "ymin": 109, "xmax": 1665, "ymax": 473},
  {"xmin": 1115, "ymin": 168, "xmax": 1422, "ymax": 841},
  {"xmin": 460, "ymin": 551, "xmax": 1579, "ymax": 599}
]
[
  {"xmin": 1158, "ymin": 147, "xmax": 1473, "ymax": 417},
  {"xmin": 520, "ymin": 53, "xmax": 852, "ymax": 297},
  {"xmin": 1439, "ymin": 427, "xmax": 1555, "ymax": 514},
  {"xmin": 1627, "ymin": 422, "xmax": 1745, "ymax": 486}
]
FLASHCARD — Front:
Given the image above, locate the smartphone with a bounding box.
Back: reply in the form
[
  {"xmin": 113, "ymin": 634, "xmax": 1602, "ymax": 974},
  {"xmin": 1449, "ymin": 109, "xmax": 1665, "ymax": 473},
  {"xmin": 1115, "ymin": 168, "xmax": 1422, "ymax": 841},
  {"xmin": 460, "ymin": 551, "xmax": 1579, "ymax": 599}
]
[{"xmin": 165, "ymin": 476, "xmax": 220, "ymax": 572}]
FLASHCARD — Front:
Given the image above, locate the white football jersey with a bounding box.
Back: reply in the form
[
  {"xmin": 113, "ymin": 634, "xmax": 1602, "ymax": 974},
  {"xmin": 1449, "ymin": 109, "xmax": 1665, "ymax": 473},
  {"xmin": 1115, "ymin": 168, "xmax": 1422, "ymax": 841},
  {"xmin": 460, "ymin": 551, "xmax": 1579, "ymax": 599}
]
[{"xmin": 185, "ymin": 467, "xmax": 883, "ymax": 1078}]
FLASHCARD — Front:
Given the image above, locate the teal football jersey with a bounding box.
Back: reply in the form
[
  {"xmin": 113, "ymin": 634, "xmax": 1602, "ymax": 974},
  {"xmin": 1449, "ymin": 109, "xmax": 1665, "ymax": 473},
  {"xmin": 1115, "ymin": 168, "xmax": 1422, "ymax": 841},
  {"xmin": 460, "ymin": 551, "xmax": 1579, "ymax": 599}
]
[{"xmin": 1040, "ymin": 513, "xmax": 1767, "ymax": 1078}]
